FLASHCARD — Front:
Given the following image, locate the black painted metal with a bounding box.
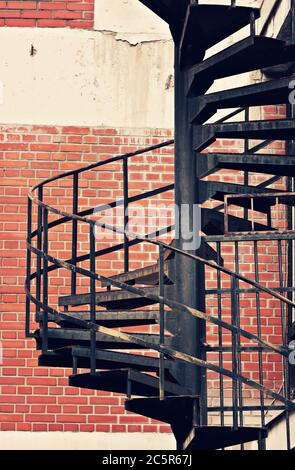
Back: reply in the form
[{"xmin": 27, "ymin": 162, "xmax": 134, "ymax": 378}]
[
  {"xmin": 89, "ymin": 224, "xmax": 96, "ymax": 374},
  {"xmin": 24, "ymin": 0, "xmax": 295, "ymax": 451},
  {"xmin": 123, "ymin": 156, "xmax": 129, "ymax": 273},
  {"xmin": 25, "ymin": 197, "xmax": 32, "ymax": 337},
  {"xmin": 71, "ymin": 173, "xmax": 79, "ymax": 295},
  {"xmin": 42, "ymin": 207, "xmax": 48, "ymax": 353},
  {"xmin": 35, "ymin": 185, "xmax": 43, "ymax": 321},
  {"xmin": 159, "ymin": 244, "xmax": 165, "ymax": 401}
]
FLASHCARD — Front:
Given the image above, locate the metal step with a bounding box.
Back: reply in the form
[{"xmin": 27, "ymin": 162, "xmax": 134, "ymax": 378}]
[
  {"xmin": 39, "ymin": 346, "xmax": 169, "ymax": 374},
  {"xmin": 69, "ymin": 369, "xmax": 190, "ymax": 397},
  {"xmin": 182, "ymin": 425, "xmax": 267, "ymax": 450},
  {"xmin": 202, "ymin": 208, "xmax": 274, "ymax": 236},
  {"xmin": 34, "ymin": 327, "xmax": 172, "ymax": 350},
  {"xmin": 59, "ymin": 286, "xmax": 159, "ymax": 309},
  {"xmin": 187, "ymin": 36, "xmax": 295, "ymax": 96},
  {"xmin": 37, "ymin": 310, "xmax": 160, "ymax": 328},
  {"xmin": 200, "ymin": 181, "xmax": 279, "ymax": 213},
  {"xmin": 101, "ymin": 260, "xmax": 172, "ymax": 288},
  {"xmin": 200, "ymin": 239, "xmax": 223, "ymax": 266},
  {"xmin": 195, "ymin": 120, "xmax": 295, "ymax": 152},
  {"xmin": 197, "ymin": 153, "xmax": 295, "ymax": 178},
  {"xmin": 191, "ymin": 76, "xmax": 294, "ymax": 124},
  {"xmin": 156, "ymin": 238, "xmax": 222, "ymax": 265},
  {"xmin": 180, "ymin": 4, "xmax": 260, "ymax": 68},
  {"xmin": 125, "ymin": 395, "xmax": 198, "ymax": 425},
  {"xmin": 100, "ymin": 246, "xmax": 220, "ymax": 288},
  {"xmin": 138, "ymin": 0, "xmax": 187, "ymax": 40}
]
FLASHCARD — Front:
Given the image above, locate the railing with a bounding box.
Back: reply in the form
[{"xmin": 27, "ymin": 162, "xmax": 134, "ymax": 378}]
[{"xmin": 25, "ymin": 139, "xmax": 295, "ymax": 450}]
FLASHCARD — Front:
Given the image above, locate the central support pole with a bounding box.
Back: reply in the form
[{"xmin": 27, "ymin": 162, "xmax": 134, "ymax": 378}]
[{"xmin": 173, "ymin": 43, "xmax": 207, "ymax": 431}]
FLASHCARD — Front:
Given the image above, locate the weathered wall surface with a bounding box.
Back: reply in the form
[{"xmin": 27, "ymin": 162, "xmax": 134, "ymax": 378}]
[
  {"xmin": 0, "ymin": 27, "xmax": 174, "ymax": 128},
  {"xmin": 0, "ymin": 0, "xmax": 290, "ymax": 129},
  {"xmin": 0, "ymin": 0, "xmax": 293, "ymax": 449}
]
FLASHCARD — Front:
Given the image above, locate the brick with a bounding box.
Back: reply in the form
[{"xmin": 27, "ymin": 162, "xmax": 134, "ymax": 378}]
[
  {"xmin": 0, "ymin": 10, "xmax": 21, "ymax": 18},
  {"xmin": 88, "ymin": 415, "xmax": 117, "ymax": 424},
  {"xmin": 0, "ymin": 414, "xmax": 23, "ymax": 422},
  {"xmin": 7, "ymin": 2, "xmax": 37, "ymax": 8},
  {"xmin": 26, "ymin": 414, "xmax": 55, "ymax": 422},
  {"xmin": 5, "ymin": 19, "xmax": 37, "ymax": 26},
  {"xmin": 62, "ymin": 126, "xmax": 89, "ymax": 134},
  {"xmin": 36, "ymin": 19, "xmax": 67, "ymax": 27},
  {"xmin": 52, "ymin": 10, "xmax": 82, "ymax": 19},
  {"xmin": 56, "ymin": 415, "xmax": 86, "ymax": 423},
  {"xmin": 38, "ymin": 2, "xmax": 67, "ymax": 9}
]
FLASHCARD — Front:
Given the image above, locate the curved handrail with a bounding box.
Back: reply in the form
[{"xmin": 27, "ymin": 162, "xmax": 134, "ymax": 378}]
[
  {"xmin": 26, "ymin": 140, "xmax": 295, "ymax": 418},
  {"xmin": 28, "ymin": 139, "xmax": 175, "ymax": 203},
  {"xmin": 27, "ymin": 240, "xmax": 289, "ymax": 358},
  {"xmin": 26, "ymin": 137, "xmax": 295, "ymax": 311},
  {"xmin": 27, "ymin": 200, "xmax": 295, "ymax": 311},
  {"xmin": 25, "ymin": 288, "xmax": 295, "ymax": 410}
]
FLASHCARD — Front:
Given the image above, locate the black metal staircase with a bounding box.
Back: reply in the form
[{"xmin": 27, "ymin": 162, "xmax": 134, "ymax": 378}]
[{"xmin": 25, "ymin": 0, "xmax": 295, "ymax": 450}]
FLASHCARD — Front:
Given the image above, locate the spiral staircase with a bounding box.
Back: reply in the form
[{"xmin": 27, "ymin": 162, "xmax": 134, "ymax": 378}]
[{"xmin": 25, "ymin": 1, "xmax": 295, "ymax": 450}]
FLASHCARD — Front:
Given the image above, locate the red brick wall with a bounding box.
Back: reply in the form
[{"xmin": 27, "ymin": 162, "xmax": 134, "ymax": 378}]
[
  {"xmin": 0, "ymin": 1, "xmax": 94, "ymax": 28},
  {"xmin": 0, "ymin": 124, "xmax": 174, "ymax": 432}
]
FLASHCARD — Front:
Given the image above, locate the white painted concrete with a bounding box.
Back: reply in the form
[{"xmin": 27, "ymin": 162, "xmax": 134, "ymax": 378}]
[
  {"xmin": 0, "ymin": 432, "xmax": 175, "ymax": 450},
  {"xmin": 94, "ymin": 0, "xmax": 171, "ymax": 43},
  {"xmin": 266, "ymin": 410, "xmax": 295, "ymax": 450},
  {"xmin": 260, "ymin": 0, "xmax": 291, "ymax": 37},
  {"xmin": 0, "ymin": 27, "xmax": 174, "ymax": 129},
  {"xmin": 0, "ymin": 1, "xmax": 290, "ymax": 129}
]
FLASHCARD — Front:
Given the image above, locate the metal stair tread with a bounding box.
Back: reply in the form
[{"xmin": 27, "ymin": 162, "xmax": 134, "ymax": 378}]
[
  {"xmin": 179, "ymin": 4, "xmax": 260, "ymax": 68},
  {"xmin": 125, "ymin": 395, "xmax": 199, "ymax": 425},
  {"xmin": 34, "ymin": 327, "xmax": 172, "ymax": 350},
  {"xmin": 199, "ymin": 180, "xmax": 281, "ymax": 212},
  {"xmin": 38, "ymin": 346, "xmax": 169, "ymax": 373},
  {"xmin": 37, "ymin": 310, "xmax": 160, "ymax": 328},
  {"xmin": 191, "ymin": 76, "xmax": 294, "ymax": 124},
  {"xmin": 184, "ymin": 425, "xmax": 268, "ymax": 450},
  {"xmin": 202, "ymin": 208, "xmax": 274, "ymax": 236},
  {"xmin": 138, "ymin": 0, "xmax": 187, "ymax": 39},
  {"xmin": 59, "ymin": 286, "xmax": 159, "ymax": 309},
  {"xmin": 187, "ymin": 36, "xmax": 295, "ymax": 96},
  {"xmin": 69, "ymin": 369, "xmax": 190, "ymax": 397},
  {"xmin": 194, "ymin": 119, "xmax": 295, "ymax": 152},
  {"xmin": 100, "ymin": 260, "xmax": 172, "ymax": 288},
  {"xmin": 197, "ymin": 153, "xmax": 295, "ymax": 178}
]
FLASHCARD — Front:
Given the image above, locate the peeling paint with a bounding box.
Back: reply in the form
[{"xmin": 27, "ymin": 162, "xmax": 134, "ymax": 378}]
[{"xmin": 98, "ymin": 29, "xmax": 172, "ymax": 46}]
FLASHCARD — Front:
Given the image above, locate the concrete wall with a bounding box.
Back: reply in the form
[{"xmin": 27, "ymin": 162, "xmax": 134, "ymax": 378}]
[
  {"xmin": 0, "ymin": 432, "xmax": 175, "ymax": 450},
  {"xmin": 0, "ymin": 27, "xmax": 174, "ymax": 129},
  {"xmin": 0, "ymin": 0, "xmax": 290, "ymax": 130}
]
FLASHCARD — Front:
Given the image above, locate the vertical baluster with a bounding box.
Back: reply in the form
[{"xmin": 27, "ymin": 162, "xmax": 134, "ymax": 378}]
[
  {"xmin": 253, "ymin": 240, "xmax": 266, "ymax": 449},
  {"xmin": 250, "ymin": 10, "xmax": 256, "ymax": 37},
  {"xmin": 292, "ymin": 0, "xmax": 295, "ymax": 44},
  {"xmin": 42, "ymin": 207, "xmax": 48, "ymax": 353},
  {"xmin": 73, "ymin": 355, "xmax": 77, "ymax": 376},
  {"xmin": 244, "ymin": 108, "xmax": 249, "ymax": 222},
  {"xmin": 217, "ymin": 242, "xmax": 224, "ymax": 427},
  {"xmin": 127, "ymin": 369, "xmax": 132, "ymax": 399},
  {"xmin": 90, "ymin": 223, "xmax": 96, "ymax": 374},
  {"xmin": 231, "ymin": 276, "xmax": 239, "ymax": 430},
  {"xmin": 36, "ymin": 186, "xmax": 43, "ymax": 321},
  {"xmin": 123, "ymin": 156, "xmax": 129, "ymax": 273},
  {"xmin": 234, "ymin": 241, "xmax": 244, "ymax": 449},
  {"xmin": 71, "ymin": 173, "xmax": 79, "ymax": 295},
  {"xmin": 25, "ymin": 197, "xmax": 32, "ymax": 337},
  {"xmin": 159, "ymin": 244, "xmax": 165, "ymax": 401},
  {"xmin": 278, "ymin": 240, "xmax": 291, "ymax": 450}
]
